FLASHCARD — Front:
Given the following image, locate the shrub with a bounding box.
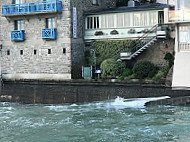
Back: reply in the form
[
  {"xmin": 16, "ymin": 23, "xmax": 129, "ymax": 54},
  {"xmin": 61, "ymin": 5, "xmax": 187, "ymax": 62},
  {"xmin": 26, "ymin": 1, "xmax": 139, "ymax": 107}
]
[
  {"xmin": 100, "ymin": 58, "xmax": 125, "ymax": 78},
  {"xmin": 130, "ymin": 74, "xmax": 136, "ymax": 79},
  {"xmin": 132, "ymin": 61, "xmax": 158, "ymax": 79},
  {"xmin": 152, "ymin": 71, "xmax": 165, "ymax": 83},
  {"xmin": 118, "ymin": 76, "xmax": 124, "ymax": 80},
  {"xmin": 122, "ymin": 68, "xmax": 132, "ymax": 77},
  {"xmin": 163, "ymin": 67, "xmax": 170, "ymax": 77},
  {"xmin": 116, "ymin": 0, "xmax": 129, "ymax": 7},
  {"xmin": 164, "ymin": 52, "xmax": 174, "ymax": 68}
]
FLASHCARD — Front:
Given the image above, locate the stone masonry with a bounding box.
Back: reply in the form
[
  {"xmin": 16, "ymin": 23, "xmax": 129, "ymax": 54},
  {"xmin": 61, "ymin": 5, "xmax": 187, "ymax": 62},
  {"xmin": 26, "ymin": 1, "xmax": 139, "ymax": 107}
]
[{"xmin": 0, "ymin": 0, "xmax": 116, "ymax": 80}]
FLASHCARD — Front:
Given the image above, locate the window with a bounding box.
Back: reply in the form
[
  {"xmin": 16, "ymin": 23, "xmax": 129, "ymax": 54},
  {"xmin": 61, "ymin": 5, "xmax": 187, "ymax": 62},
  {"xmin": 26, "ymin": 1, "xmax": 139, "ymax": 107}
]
[
  {"xmin": 86, "ymin": 16, "xmax": 99, "ymax": 29},
  {"xmin": 179, "ymin": 26, "xmax": 190, "ymax": 43},
  {"xmin": 117, "ymin": 14, "xmax": 124, "ymax": 28},
  {"xmin": 7, "ymin": 50, "xmax": 10, "ymax": 55},
  {"xmin": 14, "ymin": 20, "xmax": 23, "ymax": 30},
  {"xmin": 140, "ymin": 12, "xmax": 148, "ymax": 26},
  {"xmin": 20, "ymin": 50, "xmax": 23, "ymax": 55},
  {"xmin": 150, "ymin": 12, "xmax": 157, "ymax": 26},
  {"xmin": 48, "ymin": 49, "xmax": 51, "ymax": 54},
  {"xmin": 46, "ymin": 18, "xmax": 55, "ymax": 29},
  {"xmin": 92, "ymin": 0, "xmax": 98, "ymax": 5},
  {"xmin": 63, "ymin": 48, "xmax": 66, "ymax": 54},
  {"xmin": 12, "ymin": 0, "xmax": 22, "ymax": 4},
  {"xmin": 34, "ymin": 49, "xmax": 37, "ymax": 55},
  {"xmin": 134, "ymin": 13, "xmax": 141, "ymax": 27}
]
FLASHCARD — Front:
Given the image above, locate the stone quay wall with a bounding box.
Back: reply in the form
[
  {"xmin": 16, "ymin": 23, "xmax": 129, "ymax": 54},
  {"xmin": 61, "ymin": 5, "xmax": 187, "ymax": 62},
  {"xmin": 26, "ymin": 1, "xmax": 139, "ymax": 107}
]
[{"xmin": 0, "ymin": 81, "xmax": 190, "ymax": 105}]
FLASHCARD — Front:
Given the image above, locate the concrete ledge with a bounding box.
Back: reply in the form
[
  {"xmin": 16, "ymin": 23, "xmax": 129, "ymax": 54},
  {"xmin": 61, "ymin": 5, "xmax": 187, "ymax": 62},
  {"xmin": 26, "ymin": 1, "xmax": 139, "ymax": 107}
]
[
  {"xmin": 2, "ymin": 73, "xmax": 71, "ymax": 81},
  {"xmin": 146, "ymin": 96, "xmax": 190, "ymax": 106}
]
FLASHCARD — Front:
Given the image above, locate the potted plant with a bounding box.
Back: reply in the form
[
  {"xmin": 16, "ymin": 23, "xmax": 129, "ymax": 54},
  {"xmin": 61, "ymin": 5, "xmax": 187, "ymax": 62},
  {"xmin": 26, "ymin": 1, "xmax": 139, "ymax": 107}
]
[
  {"xmin": 128, "ymin": 29, "xmax": 136, "ymax": 34},
  {"xmin": 94, "ymin": 31, "xmax": 104, "ymax": 36},
  {"xmin": 110, "ymin": 30, "xmax": 119, "ymax": 35}
]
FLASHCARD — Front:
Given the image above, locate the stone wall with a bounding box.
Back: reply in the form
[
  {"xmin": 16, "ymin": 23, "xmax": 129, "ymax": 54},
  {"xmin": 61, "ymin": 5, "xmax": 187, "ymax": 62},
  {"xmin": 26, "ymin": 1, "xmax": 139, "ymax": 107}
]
[
  {"xmin": 135, "ymin": 38, "xmax": 175, "ymax": 67},
  {"xmin": 0, "ymin": 0, "xmax": 116, "ymax": 80},
  {"xmin": 0, "ymin": 81, "xmax": 190, "ymax": 104}
]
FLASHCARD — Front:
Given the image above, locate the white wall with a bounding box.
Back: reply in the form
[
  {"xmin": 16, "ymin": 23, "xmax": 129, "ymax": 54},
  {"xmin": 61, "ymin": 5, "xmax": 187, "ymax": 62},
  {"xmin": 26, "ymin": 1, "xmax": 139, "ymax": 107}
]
[{"xmin": 156, "ymin": 0, "xmax": 175, "ymax": 5}]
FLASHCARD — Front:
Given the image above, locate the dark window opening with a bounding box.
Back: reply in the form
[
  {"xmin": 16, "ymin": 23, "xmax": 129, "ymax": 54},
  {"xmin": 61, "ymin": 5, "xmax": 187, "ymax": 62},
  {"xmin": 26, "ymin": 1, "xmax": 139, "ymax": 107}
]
[
  {"xmin": 97, "ymin": 17, "xmax": 99, "ymax": 28},
  {"xmin": 90, "ymin": 17, "xmax": 93, "ymax": 29},
  {"xmin": 20, "ymin": 50, "xmax": 23, "ymax": 55},
  {"xmin": 7, "ymin": 50, "xmax": 10, "ymax": 55},
  {"xmin": 94, "ymin": 17, "xmax": 97, "ymax": 29},
  {"xmin": 63, "ymin": 48, "xmax": 66, "ymax": 54},
  {"xmin": 48, "ymin": 49, "xmax": 51, "ymax": 54},
  {"xmin": 34, "ymin": 49, "xmax": 37, "ymax": 55}
]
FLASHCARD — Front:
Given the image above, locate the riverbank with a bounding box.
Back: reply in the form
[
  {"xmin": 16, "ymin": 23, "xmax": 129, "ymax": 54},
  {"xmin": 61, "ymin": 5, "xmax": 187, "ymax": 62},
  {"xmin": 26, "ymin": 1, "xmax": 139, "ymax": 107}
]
[{"xmin": 0, "ymin": 80, "xmax": 189, "ymax": 106}]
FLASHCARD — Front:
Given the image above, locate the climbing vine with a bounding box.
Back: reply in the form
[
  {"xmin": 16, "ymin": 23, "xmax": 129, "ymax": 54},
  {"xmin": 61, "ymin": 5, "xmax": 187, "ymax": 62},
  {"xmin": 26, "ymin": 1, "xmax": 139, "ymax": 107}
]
[{"xmin": 86, "ymin": 40, "xmax": 137, "ymax": 67}]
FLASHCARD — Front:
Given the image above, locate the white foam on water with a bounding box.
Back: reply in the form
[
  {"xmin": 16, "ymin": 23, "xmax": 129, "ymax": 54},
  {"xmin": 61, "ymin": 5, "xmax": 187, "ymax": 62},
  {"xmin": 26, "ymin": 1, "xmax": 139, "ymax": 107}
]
[{"xmin": 107, "ymin": 96, "xmax": 170, "ymax": 109}]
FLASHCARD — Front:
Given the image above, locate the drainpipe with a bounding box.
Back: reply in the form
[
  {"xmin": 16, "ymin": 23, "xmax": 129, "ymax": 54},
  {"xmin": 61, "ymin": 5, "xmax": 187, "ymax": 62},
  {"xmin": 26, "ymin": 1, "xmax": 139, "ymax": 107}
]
[{"xmin": 0, "ymin": 44, "xmax": 2, "ymax": 86}]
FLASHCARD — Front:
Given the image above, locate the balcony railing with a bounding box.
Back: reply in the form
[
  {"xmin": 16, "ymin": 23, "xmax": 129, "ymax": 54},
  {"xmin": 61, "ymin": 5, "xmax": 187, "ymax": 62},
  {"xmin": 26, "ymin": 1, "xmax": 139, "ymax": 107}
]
[
  {"xmin": 169, "ymin": 9, "xmax": 190, "ymax": 22},
  {"xmin": 11, "ymin": 30, "xmax": 25, "ymax": 41},
  {"xmin": 42, "ymin": 28, "xmax": 57, "ymax": 40},
  {"xmin": 2, "ymin": 0, "xmax": 62, "ymax": 16}
]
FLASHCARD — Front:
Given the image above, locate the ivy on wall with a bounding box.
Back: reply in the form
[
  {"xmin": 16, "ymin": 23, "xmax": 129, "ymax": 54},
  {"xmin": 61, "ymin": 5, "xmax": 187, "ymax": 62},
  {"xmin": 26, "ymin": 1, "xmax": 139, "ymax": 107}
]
[{"xmin": 86, "ymin": 40, "xmax": 137, "ymax": 67}]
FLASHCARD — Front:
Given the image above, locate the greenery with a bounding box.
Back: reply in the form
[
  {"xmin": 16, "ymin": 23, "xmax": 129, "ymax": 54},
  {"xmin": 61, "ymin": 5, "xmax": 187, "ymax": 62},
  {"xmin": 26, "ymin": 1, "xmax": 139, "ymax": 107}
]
[
  {"xmin": 152, "ymin": 71, "xmax": 164, "ymax": 83},
  {"xmin": 87, "ymin": 40, "xmax": 137, "ymax": 66},
  {"xmin": 95, "ymin": 31, "xmax": 103, "ymax": 36},
  {"xmin": 110, "ymin": 30, "xmax": 119, "ymax": 35},
  {"xmin": 132, "ymin": 60, "xmax": 158, "ymax": 79},
  {"xmin": 116, "ymin": 0, "xmax": 155, "ymax": 7},
  {"xmin": 130, "ymin": 74, "xmax": 136, "ymax": 79},
  {"xmin": 116, "ymin": 0, "xmax": 129, "ymax": 7},
  {"xmin": 122, "ymin": 68, "xmax": 132, "ymax": 77},
  {"xmin": 100, "ymin": 58, "xmax": 125, "ymax": 78},
  {"xmin": 118, "ymin": 76, "xmax": 125, "ymax": 80},
  {"xmin": 164, "ymin": 52, "xmax": 174, "ymax": 68}
]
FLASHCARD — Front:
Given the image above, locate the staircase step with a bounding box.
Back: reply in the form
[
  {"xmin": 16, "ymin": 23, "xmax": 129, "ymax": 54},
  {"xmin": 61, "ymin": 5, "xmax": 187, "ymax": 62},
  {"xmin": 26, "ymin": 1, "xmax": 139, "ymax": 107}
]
[{"xmin": 157, "ymin": 35, "xmax": 166, "ymax": 39}]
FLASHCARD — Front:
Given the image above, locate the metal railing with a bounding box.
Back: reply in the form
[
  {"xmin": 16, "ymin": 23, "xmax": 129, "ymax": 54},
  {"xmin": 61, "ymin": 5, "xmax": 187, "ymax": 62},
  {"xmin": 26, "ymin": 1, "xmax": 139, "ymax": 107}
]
[
  {"xmin": 2, "ymin": 0, "xmax": 62, "ymax": 16},
  {"xmin": 42, "ymin": 28, "xmax": 57, "ymax": 40},
  {"xmin": 11, "ymin": 30, "xmax": 25, "ymax": 41},
  {"xmin": 169, "ymin": 9, "xmax": 190, "ymax": 22},
  {"xmin": 122, "ymin": 24, "xmax": 159, "ymax": 54}
]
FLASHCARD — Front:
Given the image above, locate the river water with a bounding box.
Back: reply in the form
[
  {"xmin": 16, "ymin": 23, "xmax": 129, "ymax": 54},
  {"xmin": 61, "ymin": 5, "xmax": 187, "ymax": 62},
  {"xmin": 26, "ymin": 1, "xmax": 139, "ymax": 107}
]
[{"xmin": 1, "ymin": 97, "xmax": 190, "ymax": 142}]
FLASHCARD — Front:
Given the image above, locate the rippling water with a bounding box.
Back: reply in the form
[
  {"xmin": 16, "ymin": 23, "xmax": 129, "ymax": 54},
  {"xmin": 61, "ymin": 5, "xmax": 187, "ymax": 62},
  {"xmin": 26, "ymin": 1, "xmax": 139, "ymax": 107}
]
[{"xmin": 1, "ymin": 97, "xmax": 190, "ymax": 142}]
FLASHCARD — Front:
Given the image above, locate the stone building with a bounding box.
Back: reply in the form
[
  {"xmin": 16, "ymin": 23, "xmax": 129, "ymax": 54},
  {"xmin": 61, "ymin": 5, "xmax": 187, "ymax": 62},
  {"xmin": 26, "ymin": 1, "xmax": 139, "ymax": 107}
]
[{"xmin": 0, "ymin": 0, "xmax": 116, "ymax": 81}]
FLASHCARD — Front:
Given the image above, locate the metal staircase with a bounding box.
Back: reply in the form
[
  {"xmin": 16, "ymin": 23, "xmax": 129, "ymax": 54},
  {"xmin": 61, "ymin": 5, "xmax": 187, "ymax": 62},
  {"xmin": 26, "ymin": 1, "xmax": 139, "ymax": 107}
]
[{"xmin": 120, "ymin": 24, "xmax": 166, "ymax": 60}]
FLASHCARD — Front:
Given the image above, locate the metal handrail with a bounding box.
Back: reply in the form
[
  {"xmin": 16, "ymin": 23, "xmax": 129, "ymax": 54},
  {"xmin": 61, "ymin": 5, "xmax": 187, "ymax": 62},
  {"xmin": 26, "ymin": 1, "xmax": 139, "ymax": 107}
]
[{"xmin": 122, "ymin": 24, "xmax": 159, "ymax": 54}]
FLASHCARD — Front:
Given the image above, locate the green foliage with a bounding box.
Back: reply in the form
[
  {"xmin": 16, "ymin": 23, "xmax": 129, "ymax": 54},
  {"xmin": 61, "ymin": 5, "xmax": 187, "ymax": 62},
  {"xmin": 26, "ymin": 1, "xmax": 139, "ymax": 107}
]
[
  {"xmin": 116, "ymin": 0, "xmax": 129, "ymax": 7},
  {"xmin": 100, "ymin": 58, "xmax": 125, "ymax": 78},
  {"xmin": 152, "ymin": 71, "xmax": 164, "ymax": 83},
  {"xmin": 118, "ymin": 76, "xmax": 125, "ymax": 81},
  {"xmin": 122, "ymin": 68, "xmax": 132, "ymax": 77},
  {"xmin": 164, "ymin": 52, "xmax": 174, "ymax": 68},
  {"xmin": 90, "ymin": 40, "xmax": 137, "ymax": 66},
  {"xmin": 132, "ymin": 61, "xmax": 158, "ymax": 79},
  {"xmin": 130, "ymin": 74, "xmax": 136, "ymax": 79},
  {"xmin": 163, "ymin": 67, "xmax": 170, "ymax": 77}
]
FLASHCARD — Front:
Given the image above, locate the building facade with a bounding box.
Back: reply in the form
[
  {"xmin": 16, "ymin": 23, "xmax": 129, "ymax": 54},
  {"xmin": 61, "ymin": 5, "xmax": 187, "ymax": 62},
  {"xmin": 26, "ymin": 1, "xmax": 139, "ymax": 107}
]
[
  {"xmin": 0, "ymin": 0, "xmax": 116, "ymax": 81},
  {"xmin": 166, "ymin": 0, "xmax": 190, "ymax": 88}
]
